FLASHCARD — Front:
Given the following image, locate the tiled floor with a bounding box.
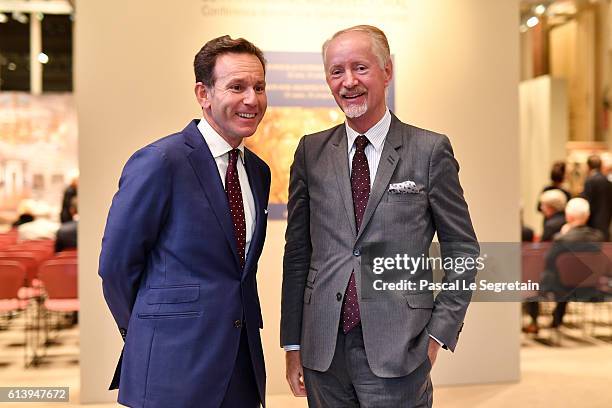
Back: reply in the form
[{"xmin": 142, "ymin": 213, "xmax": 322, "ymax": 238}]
[{"xmin": 1, "ymin": 306, "xmax": 612, "ymax": 407}]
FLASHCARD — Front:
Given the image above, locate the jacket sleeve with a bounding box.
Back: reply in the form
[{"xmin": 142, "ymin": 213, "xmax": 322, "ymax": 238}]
[
  {"xmin": 280, "ymin": 136, "xmax": 312, "ymax": 347},
  {"xmin": 425, "ymin": 135, "xmax": 480, "ymax": 351},
  {"xmin": 98, "ymin": 145, "xmax": 172, "ymax": 331}
]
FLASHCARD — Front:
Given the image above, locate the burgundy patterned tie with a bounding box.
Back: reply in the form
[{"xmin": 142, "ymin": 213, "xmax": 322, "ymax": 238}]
[
  {"xmin": 225, "ymin": 149, "xmax": 246, "ymax": 269},
  {"xmin": 342, "ymin": 135, "xmax": 370, "ymax": 334}
]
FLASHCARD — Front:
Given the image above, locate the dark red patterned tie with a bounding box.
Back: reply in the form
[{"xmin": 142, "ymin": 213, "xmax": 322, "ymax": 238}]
[
  {"xmin": 225, "ymin": 149, "xmax": 246, "ymax": 269},
  {"xmin": 342, "ymin": 135, "xmax": 370, "ymax": 334}
]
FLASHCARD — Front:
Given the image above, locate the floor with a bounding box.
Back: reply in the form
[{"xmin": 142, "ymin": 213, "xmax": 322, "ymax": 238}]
[{"xmin": 1, "ymin": 306, "xmax": 611, "ymax": 407}]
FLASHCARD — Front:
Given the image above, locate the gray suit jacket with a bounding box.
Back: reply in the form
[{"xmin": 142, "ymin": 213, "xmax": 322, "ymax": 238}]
[{"xmin": 281, "ymin": 113, "xmax": 479, "ymax": 378}]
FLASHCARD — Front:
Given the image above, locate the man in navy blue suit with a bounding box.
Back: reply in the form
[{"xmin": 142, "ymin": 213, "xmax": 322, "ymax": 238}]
[{"xmin": 99, "ymin": 36, "xmax": 271, "ymax": 408}]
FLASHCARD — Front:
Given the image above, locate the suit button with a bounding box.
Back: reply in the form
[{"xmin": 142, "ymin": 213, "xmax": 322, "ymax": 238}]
[
  {"xmin": 336, "ymin": 293, "xmax": 343, "ymax": 302},
  {"xmin": 234, "ymin": 320, "xmax": 242, "ymax": 328},
  {"xmin": 353, "ymin": 248, "xmax": 361, "ymax": 257}
]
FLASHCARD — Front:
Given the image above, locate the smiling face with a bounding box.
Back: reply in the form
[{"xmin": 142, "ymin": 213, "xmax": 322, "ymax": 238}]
[
  {"xmin": 195, "ymin": 52, "xmax": 267, "ymax": 147},
  {"xmin": 324, "ymin": 31, "xmax": 392, "ymax": 133}
]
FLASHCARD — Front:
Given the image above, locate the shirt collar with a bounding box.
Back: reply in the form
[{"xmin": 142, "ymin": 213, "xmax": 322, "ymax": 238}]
[
  {"xmin": 197, "ymin": 117, "xmax": 245, "ymax": 162},
  {"xmin": 345, "ymin": 108, "xmax": 391, "ymax": 152}
]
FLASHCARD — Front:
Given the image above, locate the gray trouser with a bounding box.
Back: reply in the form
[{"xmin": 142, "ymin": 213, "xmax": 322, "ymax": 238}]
[{"xmin": 303, "ymin": 326, "xmax": 433, "ymax": 408}]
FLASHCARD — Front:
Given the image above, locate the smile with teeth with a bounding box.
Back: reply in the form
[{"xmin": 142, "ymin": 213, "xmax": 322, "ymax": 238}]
[
  {"xmin": 342, "ymin": 92, "xmax": 365, "ymax": 99},
  {"xmin": 237, "ymin": 112, "xmax": 256, "ymax": 119}
]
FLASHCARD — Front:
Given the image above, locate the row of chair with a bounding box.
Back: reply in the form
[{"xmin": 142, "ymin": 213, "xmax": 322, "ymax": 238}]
[
  {"xmin": 0, "ymin": 235, "xmax": 74, "ymax": 285},
  {"xmin": 0, "ymin": 236, "xmax": 78, "ymax": 366},
  {"xmin": 0, "ymin": 253, "xmax": 78, "ymax": 313},
  {"xmin": 522, "ymin": 242, "xmax": 612, "ymax": 297}
]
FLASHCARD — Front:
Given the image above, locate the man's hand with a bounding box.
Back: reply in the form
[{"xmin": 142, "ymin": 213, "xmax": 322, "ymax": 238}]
[
  {"xmin": 427, "ymin": 338, "xmax": 441, "ymax": 367},
  {"xmin": 285, "ymin": 350, "xmax": 306, "ymax": 397}
]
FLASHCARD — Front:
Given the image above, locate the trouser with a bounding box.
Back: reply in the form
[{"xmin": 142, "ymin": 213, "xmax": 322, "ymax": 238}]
[
  {"xmin": 303, "ymin": 325, "xmax": 433, "ymax": 408},
  {"xmin": 525, "ymin": 301, "xmax": 567, "ymax": 327}
]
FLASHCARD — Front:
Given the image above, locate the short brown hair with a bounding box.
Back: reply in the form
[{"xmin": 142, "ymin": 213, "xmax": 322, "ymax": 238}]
[
  {"xmin": 587, "ymin": 154, "xmax": 602, "ymax": 171},
  {"xmin": 194, "ymin": 35, "xmax": 266, "ymax": 87}
]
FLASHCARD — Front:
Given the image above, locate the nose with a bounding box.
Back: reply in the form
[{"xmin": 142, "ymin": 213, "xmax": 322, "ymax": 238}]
[
  {"xmin": 342, "ymin": 71, "xmax": 358, "ymax": 88},
  {"xmin": 243, "ymin": 88, "xmax": 257, "ymax": 105}
]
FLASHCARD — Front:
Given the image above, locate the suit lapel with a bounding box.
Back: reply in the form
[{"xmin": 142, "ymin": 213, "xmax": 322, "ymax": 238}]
[
  {"xmin": 184, "ymin": 121, "xmax": 242, "ymax": 271},
  {"xmin": 331, "ymin": 126, "xmax": 358, "ymax": 237},
  {"xmin": 243, "ymin": 149, "xmax": 264, "ymax": 277},
  {"xmin": 356, "ymin": 116, "xmax": 402, "ymax": 242}
]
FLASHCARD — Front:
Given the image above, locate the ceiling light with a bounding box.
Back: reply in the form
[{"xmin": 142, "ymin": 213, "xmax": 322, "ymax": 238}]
[
  {"xmin": 0, "ymin": 13, "xmax": 8, "ymax": 23},
  {"xmin": 38, "ymin": 53, "xmax": 49, "ymax": 64},
  {"xmin": 534, "ymin": 4, "xmax": 546, "ymax": 15},
  {"xmin": 526, "ymin": 16, "xmax": 539, "ymax": 28}
]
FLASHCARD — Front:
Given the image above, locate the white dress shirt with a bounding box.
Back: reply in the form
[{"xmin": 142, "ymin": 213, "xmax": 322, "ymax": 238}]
[
  {"xmin": 284, "ymin": 108, "xmax": 444, "ymax": 351},
  {"xmin": 197, "ymin": 118, "xmax": 256, "ymax": 258},
  {"xmin": 346, "ymin": 108, "xmax": 391, "ymax": 185}
]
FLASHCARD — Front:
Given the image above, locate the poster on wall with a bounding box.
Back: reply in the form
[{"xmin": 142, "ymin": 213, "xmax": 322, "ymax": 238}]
[{"xmin": 245, "ymin": 51, "xmax": 395, "ymax": 219}]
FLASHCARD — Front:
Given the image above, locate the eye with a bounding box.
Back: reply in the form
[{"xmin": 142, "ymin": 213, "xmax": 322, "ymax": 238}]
[
  {"xmin": 356, "ymin": 65, "xmax": 368, "ymax": 72},
  {"xmin": 229, "ymin": 84, "xmax": 242, "ymax": 92},
  {"xmin": 255, "ymin": 84, "xmax": 266, "ymax": 93},
  {"xmin": 329, "ymin": 68, "xmax": 343, "ymax": 77}
]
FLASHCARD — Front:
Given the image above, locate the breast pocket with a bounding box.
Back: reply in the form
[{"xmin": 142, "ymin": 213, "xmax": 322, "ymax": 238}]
[{"xmin": 387, "ymin": 192, "xmax": 428, "ymax": 203}]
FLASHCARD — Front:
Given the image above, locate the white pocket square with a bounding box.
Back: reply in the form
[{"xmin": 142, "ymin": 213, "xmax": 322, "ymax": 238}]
[
  {"xmin": 264, "ymin": 208, "xmax": 269, "ymax": 215},
  {"xmin": 389, "ymin": 180, "xmax": 421, "ymax": 194}
]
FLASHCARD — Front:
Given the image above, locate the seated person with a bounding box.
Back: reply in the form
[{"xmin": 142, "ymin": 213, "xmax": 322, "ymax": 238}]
[
  {"xmin": 540, "ymin": 189, "xmax": 567, "ymax": 242},
  {"xmin": 12, "ymin": 213, "xmax": 35, "ymax": 228},
  {"xmin": 541, "ymin": 198, "xmax": 604, "ymax": 328},
  {"xmin": 55, "ymin": 198, "xmax": 78, "ymax": 253},
  {"xmin": 17, "ymin": 217, "xmax": 59, "ymax": 242}
]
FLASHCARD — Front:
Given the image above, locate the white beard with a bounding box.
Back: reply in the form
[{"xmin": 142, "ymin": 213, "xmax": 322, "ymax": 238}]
[{"xmin": 343, "ymin": 100, "xmax": 368, "ymax": 118}]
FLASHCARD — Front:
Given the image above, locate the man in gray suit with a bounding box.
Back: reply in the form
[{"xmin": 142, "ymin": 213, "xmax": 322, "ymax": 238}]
[{"xmin": 281, "ymin": 25, "xmax": 479, "ymax": 407}]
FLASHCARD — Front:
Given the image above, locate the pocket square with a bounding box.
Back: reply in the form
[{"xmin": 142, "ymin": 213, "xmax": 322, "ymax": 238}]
[
  {"xmin": 264, "ymin": 208, "xmax": 269, "ymax": 215},
  {"xmin": 389, "ymin": 180, "xmax": 421, "ymax": 194}
]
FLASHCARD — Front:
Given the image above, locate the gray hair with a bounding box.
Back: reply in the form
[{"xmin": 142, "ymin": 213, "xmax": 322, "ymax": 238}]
[
  {"xmin": 565, "ymin": 197, "xmax": 590, "ymax": 221},
  {"xmin": 540, "ymin": 189, "xmax": 567, "ymax": 213},
  {"xmin": 322, "ymin": 25, "xmax": 391, "ymax": 69}
]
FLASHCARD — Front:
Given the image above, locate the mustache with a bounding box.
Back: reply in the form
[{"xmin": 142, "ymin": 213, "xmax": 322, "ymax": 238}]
[{"xmin": 339, "ymin": 87, "xmax": 366, "ymax": 97}]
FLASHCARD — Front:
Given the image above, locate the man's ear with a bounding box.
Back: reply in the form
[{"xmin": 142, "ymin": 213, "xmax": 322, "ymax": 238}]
[
  {"xmin": 195, "ymin": 82, "xmax": 211, "ymax": 109},
  {"xmin": 384, "ymin": 59, "xmax": 393, "ymax": 87}
]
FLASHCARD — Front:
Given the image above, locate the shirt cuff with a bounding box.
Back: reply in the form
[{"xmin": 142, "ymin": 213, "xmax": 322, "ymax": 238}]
[
  {"xmin": 429, "ymin": 334, "xmax": 445, "ymax": 348},
  {"xmin": 283, "ymin": 344, "xmax": 301, "ymax": 351}
]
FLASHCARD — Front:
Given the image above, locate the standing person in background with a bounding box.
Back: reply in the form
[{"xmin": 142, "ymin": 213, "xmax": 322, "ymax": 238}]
[
  {"xmin": 582, "ymin": 155, "xmax": 612, "ymax": 241},
  {"xmin": 60, "ymin": 177, "xmax": 78, "ymax": 223},
  {"xmin": 281, "ymin": 25, "xmax": 478, "ymax": 407},
  {"xmin": 99, "ymin": 36, "xmax": 270, "ymax": 408},
  {"xmin": 537, "ymin": 161, "xmax": 571, "ymax": 213}
]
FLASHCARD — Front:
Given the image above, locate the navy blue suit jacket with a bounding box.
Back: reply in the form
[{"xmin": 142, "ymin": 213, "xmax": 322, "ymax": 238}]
[{"xmin": 99, "ymin": 120, "xmax": 270, "ymax": 408}]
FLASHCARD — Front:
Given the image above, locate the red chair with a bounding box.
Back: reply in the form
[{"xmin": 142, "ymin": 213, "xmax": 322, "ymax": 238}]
[
  {"xmin": 0, "ymin": 261, "xmax": 28, "ymax": 317},
  {"xmin": 521, "ymin": 243, "xmax": 550, "ymax": 299},
  {"xmin": 38, "ymin": 259, "xmax": 79, "ymax": 313},
  {"xmin": 3, "ymin": 246, "xmax": 53, "ymax": 261},
  {"xmin": 0, "ymin": 252, "xmax": 41, "ymax": 286},
  {"xmin": 0, "ymin": 230, "xmax": 18, "ymax": 245},
  {"xmin": 556, "ymin": 251, "xmax": 610, "ymax": 290},
  {"xmin": 602, "ymin": 242, "xmax": 612, "ymax": 263}
]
